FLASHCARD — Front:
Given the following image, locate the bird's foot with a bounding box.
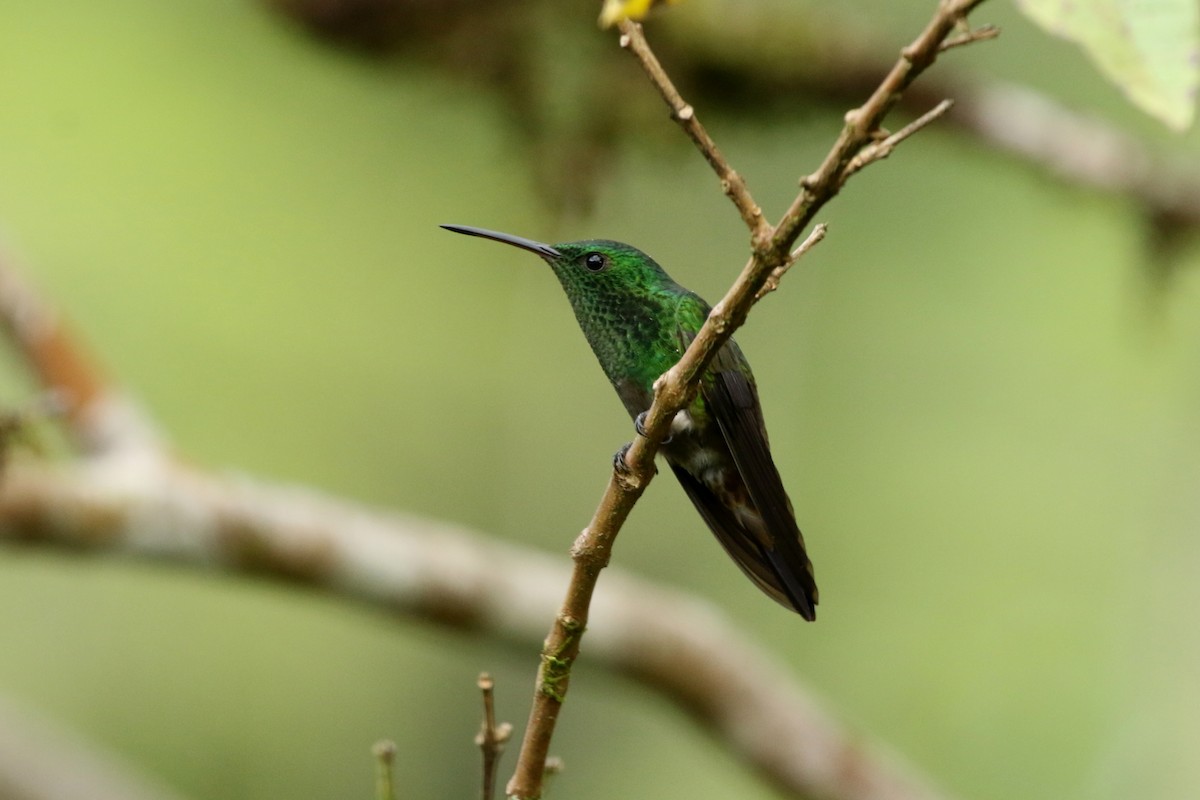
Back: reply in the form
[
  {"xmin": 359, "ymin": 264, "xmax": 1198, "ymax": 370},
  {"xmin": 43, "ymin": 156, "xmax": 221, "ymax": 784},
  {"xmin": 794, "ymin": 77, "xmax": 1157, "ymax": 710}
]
[
  {"xmin": 612, "ymin": 442, "xmax": 633, "ymax": 475},
  {"xmin": 634, "ymin": 411, "xmax": 672, "ymax": 444},
  {"xmin": 612, "ymin": 442, "xmax": 658, "ymax": 476}
]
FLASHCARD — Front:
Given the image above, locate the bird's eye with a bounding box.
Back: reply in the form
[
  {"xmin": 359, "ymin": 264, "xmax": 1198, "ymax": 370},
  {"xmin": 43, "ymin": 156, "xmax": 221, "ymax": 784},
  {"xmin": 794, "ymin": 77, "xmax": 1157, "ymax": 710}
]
[{"xmin": 583, "ymin": 252, "xmax": 608, "ymax": 272}]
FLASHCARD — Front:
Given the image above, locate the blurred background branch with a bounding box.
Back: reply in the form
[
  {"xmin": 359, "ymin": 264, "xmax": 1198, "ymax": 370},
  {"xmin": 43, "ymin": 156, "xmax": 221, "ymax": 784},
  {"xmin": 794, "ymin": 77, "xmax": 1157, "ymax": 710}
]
[
  {"xmin": 0, "ymin": 461, "xmax": 953, "ymax": 800},
  {"xmin": 0, "ymin": 694, "xmax": 188, "ymax": 800}
]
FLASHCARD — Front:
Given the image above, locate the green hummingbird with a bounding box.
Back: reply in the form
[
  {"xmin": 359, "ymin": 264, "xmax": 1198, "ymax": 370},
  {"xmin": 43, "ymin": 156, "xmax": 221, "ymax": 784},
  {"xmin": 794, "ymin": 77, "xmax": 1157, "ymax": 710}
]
[{"xmin": 442, "ymin": 224, "xmax": 818, "ymax": 619}]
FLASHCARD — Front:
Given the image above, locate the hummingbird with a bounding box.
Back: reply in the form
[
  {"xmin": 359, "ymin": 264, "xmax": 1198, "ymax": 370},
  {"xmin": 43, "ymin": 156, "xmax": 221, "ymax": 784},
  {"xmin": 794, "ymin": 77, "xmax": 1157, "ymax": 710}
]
[{"xmin": 442, "ymin": 224, "xmax": 818, "ymax": 619}]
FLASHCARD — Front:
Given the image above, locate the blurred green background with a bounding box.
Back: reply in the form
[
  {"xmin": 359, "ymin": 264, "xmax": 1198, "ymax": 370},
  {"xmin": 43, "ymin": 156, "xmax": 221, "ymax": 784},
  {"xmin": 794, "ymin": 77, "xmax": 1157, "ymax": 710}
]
[{"xmin": 2, "ymin": 0, "xmax": 1199, "ymax": 798}]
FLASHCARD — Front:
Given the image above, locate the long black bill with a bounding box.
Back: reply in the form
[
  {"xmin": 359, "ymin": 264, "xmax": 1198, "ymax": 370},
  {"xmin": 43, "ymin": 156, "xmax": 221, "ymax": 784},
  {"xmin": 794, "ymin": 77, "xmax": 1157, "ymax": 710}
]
[{"xmin": 441, "ymin": 224, "xmax": 561, "ymax": 258}]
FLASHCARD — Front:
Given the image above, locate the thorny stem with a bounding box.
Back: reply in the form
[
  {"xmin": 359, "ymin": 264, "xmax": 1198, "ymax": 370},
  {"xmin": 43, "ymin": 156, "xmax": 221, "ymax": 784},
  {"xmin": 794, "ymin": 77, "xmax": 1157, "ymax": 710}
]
[{"xmin": 506, "ymin": 2, "xmax": 994, "ymax": 798}]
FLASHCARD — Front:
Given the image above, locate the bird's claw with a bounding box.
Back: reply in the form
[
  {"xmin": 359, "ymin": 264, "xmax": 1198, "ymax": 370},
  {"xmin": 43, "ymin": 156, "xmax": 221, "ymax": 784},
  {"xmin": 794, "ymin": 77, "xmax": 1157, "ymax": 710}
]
[
  {"xmin": 634, "ymin": 411, "xmax": 672, "ymax": 444},
  {"xmin": 634, "ymin": 412, "xmax": 650, "ymax": 438},
  {"xmin": 612, "ymin": 442, "xmax": 658, "ymax": 476},
  {"xmin": 612, "ymin": 442, "xmax": 633, "ymax": 475}
]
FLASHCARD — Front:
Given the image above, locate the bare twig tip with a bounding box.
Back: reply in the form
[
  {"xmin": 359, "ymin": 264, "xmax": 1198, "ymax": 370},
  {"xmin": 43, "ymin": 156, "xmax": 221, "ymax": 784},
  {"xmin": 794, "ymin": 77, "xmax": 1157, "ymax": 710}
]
[
  {"xmin": 940, "ymin": 23, "xmax": 1001, "ymax": 51},
  {"xmin": 841, "ymin": 98, "xmax": 955, "ymax": 181},
  {"xmin": 753, "ymin": 223, "xmax": 829, "ymax": 302},
  {"xmin": 477, "ymin": 672, "xmax": 509, "ymax": 800},
  {"xmin": 374, "ymin": 740, "xmax": 397, "ymax": 800}
]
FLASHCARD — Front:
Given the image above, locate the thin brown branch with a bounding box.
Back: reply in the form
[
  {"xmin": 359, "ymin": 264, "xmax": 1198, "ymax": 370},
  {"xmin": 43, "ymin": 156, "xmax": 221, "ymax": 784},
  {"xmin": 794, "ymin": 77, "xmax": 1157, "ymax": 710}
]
[
  {"xmin": 780, "ymin": 0, "xmax": 988, "ymax": 247},
  {"xmin": 939, "ymin": 23, "xmax": 1000, "ymax": 52},
  {"xmin": 617, "ymin": 20, "xmax": 768, "ymax": 236},
  {"xmin": 755, "ymin": 223, "xmax": 829, "ymax": 302},
  {"xmin": 659, "ymin": 8, "xmax": 1200, "ymax": 234},
  {"xmin": 476, "ymin": 674, "xmax": 513, "ymax": 800},
  {"xmin": 842, "ymin": 99, "xmax": 955, "ymax": 180},
  {"xmin": 507, "ymin": 3, "xmax": 989, "ymax": 797},
  {"xmin": 0, "ymin": 463, "xmax": 957, "ymax": 800}
]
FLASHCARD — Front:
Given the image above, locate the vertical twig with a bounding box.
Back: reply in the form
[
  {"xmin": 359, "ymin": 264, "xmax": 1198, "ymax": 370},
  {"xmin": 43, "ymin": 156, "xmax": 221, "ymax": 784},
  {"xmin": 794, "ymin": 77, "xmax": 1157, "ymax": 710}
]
[
  {"xmin": 372, "ymin": 740, "xmax": 397, "ymax": 800},
  {"xmin": 476, "ymin": 673, "xmax": 513, "ymax": 800}
]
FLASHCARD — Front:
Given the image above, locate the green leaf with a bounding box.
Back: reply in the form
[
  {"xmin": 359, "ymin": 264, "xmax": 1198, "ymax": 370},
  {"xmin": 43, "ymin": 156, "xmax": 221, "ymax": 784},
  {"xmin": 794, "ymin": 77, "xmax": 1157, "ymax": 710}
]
[{"xmin": 1015, "ymin": 0, "xmax": 1199, "ymax": 130}]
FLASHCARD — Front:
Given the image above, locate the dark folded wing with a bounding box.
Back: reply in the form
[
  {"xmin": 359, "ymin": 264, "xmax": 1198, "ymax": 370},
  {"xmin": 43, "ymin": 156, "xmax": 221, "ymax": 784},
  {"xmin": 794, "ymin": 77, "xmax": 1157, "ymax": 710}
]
[
  {"xmin": 703, "ymin": 364, "xmax": 818, "ymax": 620},
  {"xmin": 669, "ymin": 462, "xmax": 808, "ymax": 612},
  {"xmin": 671, "ymin": 295, "xmax": 817, "ymax": 618}
]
